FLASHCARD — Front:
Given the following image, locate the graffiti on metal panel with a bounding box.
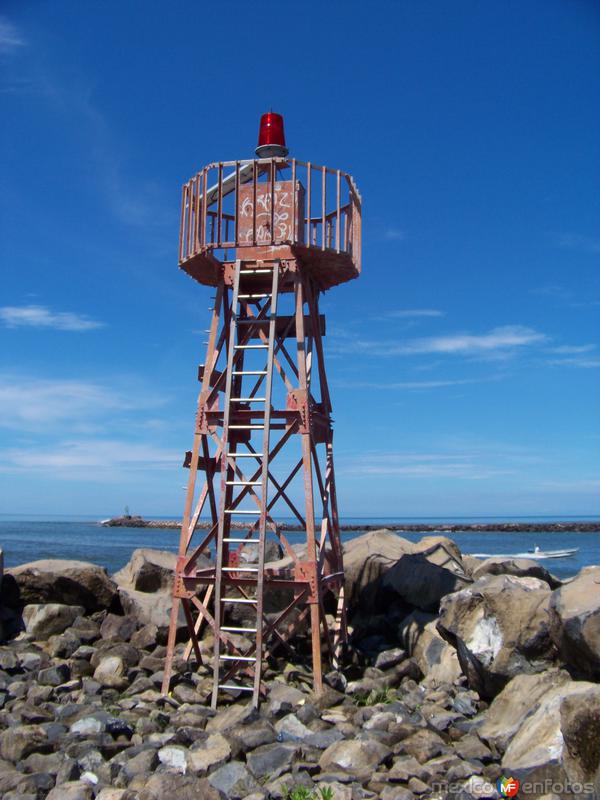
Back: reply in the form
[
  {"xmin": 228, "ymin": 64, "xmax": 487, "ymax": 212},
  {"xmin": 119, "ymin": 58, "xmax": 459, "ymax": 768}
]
[{"xmin": 240, "ymin": 183, "xmax": 292, "ymax": 243}]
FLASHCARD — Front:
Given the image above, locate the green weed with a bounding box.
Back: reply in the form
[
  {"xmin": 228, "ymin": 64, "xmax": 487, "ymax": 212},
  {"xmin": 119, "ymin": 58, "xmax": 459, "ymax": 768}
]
[{"xmin": 353, "ymin": 686, "xmax": 396, "ymax": 706}]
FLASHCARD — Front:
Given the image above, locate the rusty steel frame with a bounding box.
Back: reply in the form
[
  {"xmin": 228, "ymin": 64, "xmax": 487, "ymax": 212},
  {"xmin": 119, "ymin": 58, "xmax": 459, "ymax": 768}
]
[{"xmin": 163, "ymin": 156, "xmax": 361, "ymax": 707}]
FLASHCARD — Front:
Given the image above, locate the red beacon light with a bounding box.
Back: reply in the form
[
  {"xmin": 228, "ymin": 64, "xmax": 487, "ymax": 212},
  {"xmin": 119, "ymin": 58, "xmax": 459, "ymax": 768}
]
[{"xmin": 255, "ymin": 111, "xmax": 289, "ymax": 158}]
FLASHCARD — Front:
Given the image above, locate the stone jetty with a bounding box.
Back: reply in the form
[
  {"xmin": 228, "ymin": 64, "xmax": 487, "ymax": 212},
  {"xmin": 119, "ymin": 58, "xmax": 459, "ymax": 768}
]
[{"xmin": 0, "ymin": 531, "xmax": 598, "ymax": 799}]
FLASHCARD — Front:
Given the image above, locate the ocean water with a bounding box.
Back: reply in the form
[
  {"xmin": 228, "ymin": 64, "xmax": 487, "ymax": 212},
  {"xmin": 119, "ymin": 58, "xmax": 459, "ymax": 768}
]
[{"xmin": 0, "ymin": 515, "xmax": 598, "ymax": 579}]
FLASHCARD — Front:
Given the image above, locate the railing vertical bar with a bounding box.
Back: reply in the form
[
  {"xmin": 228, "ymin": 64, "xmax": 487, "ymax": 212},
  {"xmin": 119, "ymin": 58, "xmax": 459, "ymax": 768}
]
[
  {"xmin": 202, "ymin": 167, "xmax": 208, "ymax": 248},
  {"xmin": 194, "ymin": 173, "xmax": 201, "ymax": 253},
  {"xmin": 252, "ymin": 160, "xmax": 257, "ymax": 245},
  {"xmin": 179, "ymin": 184, "xmax": 187, "ymax": 262},
  {"xmin": 234, "ymin": 160, "xmax": 240, "ymax": 247},
  {"xmin": 291, "ymin": 158, "xmax": 297, "ymax": 243},
  {"xmin": 306, "ymin": 162, "xmax": 311, "ymax": 246},
  {"xmin": 270, "ymin": 159, "xmax": 275, "ymax": 245},
  {"xmin": 186, "ymin": 180, "xmax": 193, "ymax": 256},
  {"xmin": 336, "ymin": 169, "xmax": 341, "ymax": 253},
  {"xmin": 321, "ymin": 165, "xmax": 326, "ymax": 250},
  {"xmin": 217, "ymin": 162, "xmax": 223, "ymax": 248}
]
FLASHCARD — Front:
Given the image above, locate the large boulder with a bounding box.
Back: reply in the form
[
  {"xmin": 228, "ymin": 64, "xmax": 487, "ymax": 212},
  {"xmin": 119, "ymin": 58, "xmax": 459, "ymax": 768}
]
[
  {"xmin": 2, "ymin": 559, "xmax": 119, "ymax": 612},
  {"xmin": 479, "ymin": 669, "xmax": 571, "ymax": 754},
  {"xmin": 437, "ymin": 574, "xmax": 556, "ymax": 697},
  {"xmin": 398, "ymin": 609, "xmax": 462, "ymax": 685},
  {"xmin": 502, "ymin": 680, "xmax": 600, "ymax": 797},
  {"xmin": 343, "ymin": 530, "xmax": 470, "ymax": 616},
  {"xmin": 22, "ymin": 603, "xmax": 85, "ymax": 639},
  {"xmin": 472, "ymin": 557, "xmax": 562, "ymax": 589},
  {"xmin": 549, "ymin": 566, "xmax": 600, "ymax": 680},
  {"xmin": 113, "ymin": 548, "xmax": 177, "ymax": 593}
]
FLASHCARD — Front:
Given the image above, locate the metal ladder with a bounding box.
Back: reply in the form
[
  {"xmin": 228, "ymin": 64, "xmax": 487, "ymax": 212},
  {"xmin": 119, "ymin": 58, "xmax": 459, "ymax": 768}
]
[{"xmin": 211, "ymin": 259, "xmax": 280, "ymax": 708}]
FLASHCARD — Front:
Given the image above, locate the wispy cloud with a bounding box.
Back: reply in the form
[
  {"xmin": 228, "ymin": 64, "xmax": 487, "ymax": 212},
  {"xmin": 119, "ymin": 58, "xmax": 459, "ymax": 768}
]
[
  {"xmin": 379, "ymin": 309, "xmax": 444, "ymax": 320},
  {"xmin": 0, "ymin": 376, "xmax": 166, "ymax": 430},
  {"xmin": 546, "ymin": 356, "xmax": 600, "ymax": 369},
  {"xmin": 547, "ymin": 344, "xmax": 596, "ymax": 355},
  {"xmin": 338, "ymin": 451, "xmax": 513, "ymax": 480},
  {"xmin": 333, "ymin": 325, "xmax": 546, "ymax": 358},
  {"xmin": 0, "ymin": 439, "xmax": 178, "ymax": 476},
  {"xmin": 0, "ymin": 304, "xmax": 104, "ymax": 331},
  {"xmin": 383, "ymin": 228, "xmax": 406, "ymax": 241},
  {"xmin": 556, "ymin": 233, "xmax": 600, "ymax": 254},
  {"xmin": 0, "ymin": 18, "xmax": 25, "ymax": 54},
  {"xmin": 333, "ymin": 377, "xmax": 483, "ymax": 391}
]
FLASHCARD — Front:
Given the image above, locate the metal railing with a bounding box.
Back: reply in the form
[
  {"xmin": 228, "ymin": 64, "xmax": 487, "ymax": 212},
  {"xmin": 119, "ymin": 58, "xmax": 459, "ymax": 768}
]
[{"xmin": 179, "ymin": 158, "xmax": 361, "ymax": 272}]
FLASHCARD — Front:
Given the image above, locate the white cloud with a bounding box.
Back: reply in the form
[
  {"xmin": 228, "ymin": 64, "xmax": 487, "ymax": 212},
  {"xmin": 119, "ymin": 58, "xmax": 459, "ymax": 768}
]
[
  {"xmin": 547, "ymin": 344, "xmax": 596, "ymax": 355},
  {"xmin": 0, "ymin": 439, "xmax": 178, "ymax": 475},
  {"xmin": 383, "ymin": 228, "xmax": 406, "ymax": 241},
  {"xmin": 333, "ymin": 378, "xmax": 482, "ymax": 390},
  {"xmin": 0, "ymin": 18, "xmax": 25, "ymax": 54},
  {"xmin": 0, "ymin": 376, "xmax": 166, "ymax": 429},
  {"xmin": 556, "ymin": 233, "xmax": 600, "ymax": 254},
  {"xmin": 338, "ymin": 451, "xmax": 513, "ymax": 480},
  {"xmin": 334, "ymin": 325, "xmax": 546, "ymax": 358},
  {"xmin": 381, "ymin": 309, "xmax": 444, "ymax": 319},
  {"xmin": 0, "ymin": 305, "xmax": 104, "ymax": 331},
  {"xmin": 546, "ymin": 356, "xmax": 600, "ymax": 369}
]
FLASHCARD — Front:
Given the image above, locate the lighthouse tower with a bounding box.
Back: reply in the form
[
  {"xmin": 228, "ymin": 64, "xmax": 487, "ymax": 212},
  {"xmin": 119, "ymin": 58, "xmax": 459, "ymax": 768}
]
[{"xmin": 162, "ymin": 113, "xmax": 362, "ymax": 708}]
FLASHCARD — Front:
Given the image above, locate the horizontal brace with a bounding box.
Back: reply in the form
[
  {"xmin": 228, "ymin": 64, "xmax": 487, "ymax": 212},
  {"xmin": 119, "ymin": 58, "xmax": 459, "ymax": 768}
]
[
  {"xmin": 232, "ymin": 370, "xmax": 267, "ymax": 376},
  {"xmin": 222, "ymin": 537, "xmax": 261, "ymax": 543},
  {"xmin": 220, "ymin": 655, "xmax": 257, "ymax": 662},
  {"xmin": 221, "ymin": 597, "xmax": 257, "ymax": 604},
  {"xmin": 224, "ymin": 509, "xmax": 261, "ymax": 515},
  {"xmin": 221, "ymin": 567, "xmax": 259, "ymax": 573},
  {"xmin": 222, "ymin": 625, "xmax": 258, "ymax": 633},
  {"xmin": 218, "ymin": 684, "xmax": 253, "ymax": 692}
]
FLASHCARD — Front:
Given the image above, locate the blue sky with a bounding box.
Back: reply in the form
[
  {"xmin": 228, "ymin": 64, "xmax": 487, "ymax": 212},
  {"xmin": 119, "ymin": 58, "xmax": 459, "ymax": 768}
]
[{"xmin": 1, "ymin": 1, "xmax": 599, "ymax": 518}]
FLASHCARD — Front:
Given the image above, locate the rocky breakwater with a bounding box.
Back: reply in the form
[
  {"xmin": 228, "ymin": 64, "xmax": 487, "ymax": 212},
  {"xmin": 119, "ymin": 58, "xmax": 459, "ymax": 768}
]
[{"xmin": 0, "ymin": 534, "xmax": 597, "ymax": 798}]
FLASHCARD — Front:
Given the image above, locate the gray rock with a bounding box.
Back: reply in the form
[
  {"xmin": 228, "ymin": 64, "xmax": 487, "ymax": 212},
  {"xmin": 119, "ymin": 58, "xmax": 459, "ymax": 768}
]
[
  {"xmin": 38, "ymin": 662, "xmax": 71, "ymax": 686},
  {"xmin": 246, "ymin": 742, "xmax": 299, "ymax": 779},
  {"xmin": 93, "ymin": 655, "xmax": 127, "ymax": 689},
  {"xmin": 549, "ymin": 566, "xmax": 600, "ymax": 679},
  {"xmin": 208, "ymin": 760, "xmax": 261, "ymax": 798},
  {"xmin": 438, "ymin": 574, "xmax": 556, "ymax": 697},
  {"xmin": 5, "ymin": 559, "xmax": 118, "ymax": 612},
  {"xmin": 206, "ymin": 700, "xmax": 258, "ymax": 733},
  {"xmin": 22, "ymin": 603, "xmax": 85, "ymax": 638},
  {"xmin": 100, "ymin": 613, "xmax": 138, "ymax": 641},
  {"xmin": 188, "ymin": 732, "xmax": 231, "ymax": 774},
  {"xmin": 137, "ymin": 772, "xmax": 222, "ymax": 800},
  {"xmin": 375, "ymin": 647, "xmax": 407, "ymax": 670},
  {"xmin": 472, "ymin": 557, "xmax": 562, "ymax": 589},
  {"xmin": 0, "ymin": 724, "xmax": 48, "ymax": 761},
  {"xmin": 158, "ymin": 744, "xmax": 188, "ymax": 773},
  {"xmin": 319, "ymin": 737, "xmax": 391, "ymax": 779},
  {"xmin": 46, "ymin": 782, "xmax": 94, "ymax": 800}
]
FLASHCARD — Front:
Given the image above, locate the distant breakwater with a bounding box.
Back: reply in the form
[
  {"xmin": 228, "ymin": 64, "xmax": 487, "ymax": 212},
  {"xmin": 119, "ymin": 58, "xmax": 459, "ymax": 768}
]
[{"xmin": 102, "ymin": 516, "xmax": 600, "ymax": 532}]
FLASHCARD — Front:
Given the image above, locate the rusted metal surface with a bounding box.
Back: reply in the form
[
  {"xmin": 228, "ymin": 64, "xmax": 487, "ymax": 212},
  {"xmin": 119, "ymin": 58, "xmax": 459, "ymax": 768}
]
[{"xmin": 163, "ymin": 152, "xmax": 361, "ymax": 708}]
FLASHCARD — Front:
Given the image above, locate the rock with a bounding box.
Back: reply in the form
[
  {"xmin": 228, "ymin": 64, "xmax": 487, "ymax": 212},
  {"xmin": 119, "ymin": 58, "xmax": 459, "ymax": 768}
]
[
  {"xmin": 100, "ymin": 613, "xmax": 138, "ymax": 641},
  {"xmin": 38, "ymin": 662, "xmax": 71, "ymax": 686},
  {"xmin": 380, "ymin": 536, "xmax": 471, "ymax": 612},
  {"xmin": 0, "ymin": 724, "xmax": 48, "ymax": 761},
  {"xmin": 188, "ymin": 732, "xmax": 231, "ymax": 774},
  {"xmin": 502, "ymin": 680, "xmax": 600, "ymax": 790},
  {"xmin": 400, "ymin": 729, "xmax": 447, "ymax": 763},
  {"xmin": 375, "ymin": 648, "xmax": 407, "ymax": 670},
  {"xmin": 158, "ymin": 745, "xmax": 188, "ymax": 773},
  {"xmin": 246, "ymin": 742, "xmax": 299, "ymax": 779},
  {"xmin": 4, "ymin": 560, "xmax": 118, "ymax": 612},
  {"xmin": 319, "ymin": 738, "xmax": 391, "ymax": 779},
  {"xmin": 549, "ymin": 566, "xmax": 600, "ymax": 679},
  {"xmin": 208, "ymin": 760, "xmax": 261, "ymax": 798},
  {"xmin": 472, "ymin": 558, "xmax": 562, "ymax": 589},
  {"xmin": 46, "ymin": 782, "xmax": 94, "ymax": 800},
  {"xmin": 93, "ymin": 655, "xmax": 127, "ymax": 688},
  {"xmin": 438, "ymin": 574, "xmax": 556, "ymax": 697},
  {"xmin": 399, "ymin": 610, "xmax": 462, "ymax": 685},
  {"xmin": 138, "ymin": 773, "xmax": 222, "ymax": 800},
  {"xmin": 206, "ymin": 700, "xmax": 258, "ymax": 733},
  {"xmin": 22, "ymin": 603, "xmax": 85, "ymax": 638},
  {"xmin": 479, "ymin": 669, "xmax": 570, "ymax": 753},
  {"xmin": 113, "ymin": 548, "xmax": 178, "ymax": 593}
]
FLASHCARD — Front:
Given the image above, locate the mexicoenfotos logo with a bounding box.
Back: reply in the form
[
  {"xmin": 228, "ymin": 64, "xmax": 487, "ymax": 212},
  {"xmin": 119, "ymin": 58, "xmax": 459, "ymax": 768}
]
[{"xmin": 497, "ymin": 776, "xmax": 520, "ymax": 798}]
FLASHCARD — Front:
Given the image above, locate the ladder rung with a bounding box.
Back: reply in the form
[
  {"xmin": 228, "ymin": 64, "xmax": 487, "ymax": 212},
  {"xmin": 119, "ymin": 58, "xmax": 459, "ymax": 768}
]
[
  {"xmin": 234, "ymin": 344, "xmax": 269, "ymax": 350},
  {"xmin": 225, "ymin": 480, "xmax": 261, "ymax": 485},
  {"xmin": 221, "ymin": 566, "xmax": 259, "ymax": 572},
  {"xmin": 230, "ymin": 397, "xmax": 266, "ymax": 402},
  {"xmin": 223, "ymin": 538, "xmax": 260, "ymax": 544},
  {"xmin": 221, "ymin": 597, "xmax": 257, "ymax": 604},
  {"xmin": 222, "ymin": 626, "xmax": 258, "ymax": 632},
  {"xmin": 238, "ymin": 293, "xmax": 271, "ymax": 299},
  {"xmin": 240, "ymin": 269, "xmax": 272, "ymax": 274},
  {"xmin": 236, "ymin": 319, "xmax": 272, "ymax": 325},
  {"xmin": 220, "ymin": 655, "xmax": 257, "ymax": 662},
  {"xmin": 229, "ymin": 424, "xmax": 265, "ymax": 430},
  {"xmin": 224, "ymin": 509, "xmax": 260, "ymax": 515},
  {"xmin": 232, "ymin": 370, "xmax": 267, "ymax": 376},
  {"xmin": 229, "ymin": 452, "xmax": 263, "ymax": 458},
  {"xmin": 219, "ymin": 684, "xmax": 254, "ymax": 692}
]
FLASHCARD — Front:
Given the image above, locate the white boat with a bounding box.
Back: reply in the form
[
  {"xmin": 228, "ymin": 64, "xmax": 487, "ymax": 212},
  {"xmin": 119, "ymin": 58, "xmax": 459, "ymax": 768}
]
[{"xmin": 468, "ymin": 546, "xmax": 578, "ymax": 560}]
